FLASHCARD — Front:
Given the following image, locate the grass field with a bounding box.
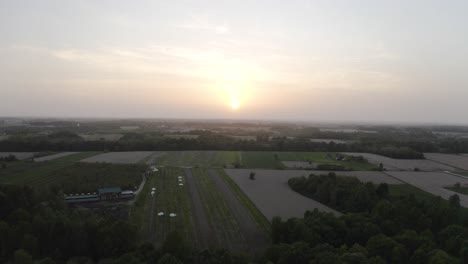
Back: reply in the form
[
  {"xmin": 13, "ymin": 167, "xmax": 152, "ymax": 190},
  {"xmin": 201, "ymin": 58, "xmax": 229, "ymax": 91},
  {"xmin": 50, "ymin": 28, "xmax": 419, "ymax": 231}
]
[
  {"xmin": 239, "ymin": 151, "xmax": 378, "ymax": 170},
  {"xmin": 240, "ymin": 151, "xmax": 285, "ymax": 169},
  {"xmin": 389, "ymin": 184, "xmax": 442, "ymax": 202},
  {"xmin": 55, "ymin": 162, "xmax": 146, "ymax": 194},
  {"xmin": 191, "ymin": 168, "xmax": 246, "ymax": 251},
  {"xmin": 132, "ymin": 167, "xmax": 195, "ymax": 247},
  {"xmin": 445, "ymin": 186, "xmax": 468, "ymax": 195},
  {"xmin": 0, "ymin": 152, "xmax": 101, "ymax": 187},
  {"xmin": 156, "ymin": 151, "xmax": 241, "ymax": 168},
  {"xmin": 217, "ymin": 169, "xmax": 270, "ymax": 231}
]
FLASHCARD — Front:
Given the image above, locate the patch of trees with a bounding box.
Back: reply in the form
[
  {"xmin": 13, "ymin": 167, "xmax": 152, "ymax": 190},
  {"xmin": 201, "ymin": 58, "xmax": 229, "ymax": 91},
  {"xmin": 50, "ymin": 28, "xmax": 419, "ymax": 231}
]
[
  {"xmin": 0, "ymin": 184, "xmax": 138, "ymax": 263},
  {"xmin": 0, "ymin": 154, "xmax": 17, "ymax": 162},
  {"xmin": 274, "ymin": 173, "xmax": 468, "ymax": 263}
]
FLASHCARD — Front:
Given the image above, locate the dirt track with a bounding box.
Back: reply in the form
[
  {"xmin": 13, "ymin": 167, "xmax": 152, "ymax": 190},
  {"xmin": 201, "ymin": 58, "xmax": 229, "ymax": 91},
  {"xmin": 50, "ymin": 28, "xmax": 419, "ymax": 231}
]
[
  {"xmin": 208, "ymin": 169, "xmax": 269, "ymax": 254},
  {"xmin": 184, "ymin": 168, "xmax": 216, "ymax": 249}
]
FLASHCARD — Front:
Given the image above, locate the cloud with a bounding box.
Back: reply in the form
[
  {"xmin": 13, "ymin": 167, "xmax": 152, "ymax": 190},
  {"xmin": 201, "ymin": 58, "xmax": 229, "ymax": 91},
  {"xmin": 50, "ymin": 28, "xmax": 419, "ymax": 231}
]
[
  {"xmin": 175, "ymin": 15, "xmax": 229, "ymax": 34},
  {"xmin": 176, "ymin": 23, "xmax": 229, "ymax": 34}
]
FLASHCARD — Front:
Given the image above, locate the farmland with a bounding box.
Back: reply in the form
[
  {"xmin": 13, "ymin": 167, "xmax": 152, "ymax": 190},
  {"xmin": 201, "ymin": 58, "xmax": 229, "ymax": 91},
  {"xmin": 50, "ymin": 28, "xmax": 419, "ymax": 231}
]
[
  {"xmin": 424, "ymin": 153, "xmax": 468, "ymax": 170},
  {"xmin": 81, "ymin": 151, "xmax": 154, "ymax": 164},
  {"xmin": 345, "ymin": 152, "xmax": 455, "ymax": 171}
]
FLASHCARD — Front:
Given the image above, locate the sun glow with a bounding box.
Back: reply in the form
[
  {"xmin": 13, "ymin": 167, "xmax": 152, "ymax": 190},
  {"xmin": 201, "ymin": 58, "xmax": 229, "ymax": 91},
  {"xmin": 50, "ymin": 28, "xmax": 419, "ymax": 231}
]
[{"xmin": 231, "ymin": 100, "xmax": 239, "ymax": 110}]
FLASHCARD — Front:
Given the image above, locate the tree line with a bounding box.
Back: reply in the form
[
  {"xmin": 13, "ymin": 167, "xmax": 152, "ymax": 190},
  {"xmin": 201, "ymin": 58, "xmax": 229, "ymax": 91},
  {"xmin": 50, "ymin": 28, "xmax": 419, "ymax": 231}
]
[
  {"xmin": 274, "ymin": 173, "xmax": 468, "ymax": 263},
  {"xmin": 0, "ymin": 131, "xmax": 456, "ymax": 159}
]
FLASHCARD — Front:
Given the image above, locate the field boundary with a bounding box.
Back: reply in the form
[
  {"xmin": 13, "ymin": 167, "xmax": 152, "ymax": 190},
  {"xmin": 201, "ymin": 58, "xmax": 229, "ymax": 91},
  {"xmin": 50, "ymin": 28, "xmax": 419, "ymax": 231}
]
[{"xmin": 217, "ymin": 168, "xmax": 271, "ymax": 232}]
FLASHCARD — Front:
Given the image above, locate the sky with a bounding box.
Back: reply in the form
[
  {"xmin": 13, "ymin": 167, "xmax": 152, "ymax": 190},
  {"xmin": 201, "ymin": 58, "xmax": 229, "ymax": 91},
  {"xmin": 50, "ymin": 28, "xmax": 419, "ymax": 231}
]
[{"xmin": 1, "ymin": 0, "xmax": 467, "ymax": 124}]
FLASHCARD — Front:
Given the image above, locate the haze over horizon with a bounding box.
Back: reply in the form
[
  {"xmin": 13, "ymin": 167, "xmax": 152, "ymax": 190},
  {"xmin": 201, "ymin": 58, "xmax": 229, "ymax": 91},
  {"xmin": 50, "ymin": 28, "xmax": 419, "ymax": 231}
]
[{"xmin": 1, "ymin": 1, "xmax": 467, "ymax": 124}]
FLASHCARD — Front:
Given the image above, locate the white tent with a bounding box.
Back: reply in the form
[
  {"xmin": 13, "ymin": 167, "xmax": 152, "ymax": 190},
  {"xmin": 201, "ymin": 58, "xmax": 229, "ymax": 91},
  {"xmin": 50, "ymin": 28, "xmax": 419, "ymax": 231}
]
[{"xmin": 169, "ymin": 213, "xmax": 177, "ymax": 217}]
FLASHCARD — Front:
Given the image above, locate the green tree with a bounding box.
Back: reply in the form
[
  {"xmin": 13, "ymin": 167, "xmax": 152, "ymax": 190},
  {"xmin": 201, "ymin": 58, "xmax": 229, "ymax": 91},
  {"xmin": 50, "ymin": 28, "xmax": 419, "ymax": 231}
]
[
  {"xmin": 14, "ymin": 249, "xmax": 32, "ymax": 264},
  {"xmin": 157, "ymin": 254, "xmax": 183, "ymax": 264},
  {"xmin": 161, "ymin": 231, "xmax": 191, "ymax": 260}
]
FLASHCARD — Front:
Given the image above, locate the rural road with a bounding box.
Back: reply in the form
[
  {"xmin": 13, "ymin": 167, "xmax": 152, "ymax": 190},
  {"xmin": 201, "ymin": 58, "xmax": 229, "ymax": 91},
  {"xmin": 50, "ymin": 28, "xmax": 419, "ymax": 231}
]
[
  {"xmin": 184, "ymin": 168, "xmax": 216, "ymax": 249},
  {"xmin": 208, "ymin": 169, "xmax": 270, "ymax": 254}
]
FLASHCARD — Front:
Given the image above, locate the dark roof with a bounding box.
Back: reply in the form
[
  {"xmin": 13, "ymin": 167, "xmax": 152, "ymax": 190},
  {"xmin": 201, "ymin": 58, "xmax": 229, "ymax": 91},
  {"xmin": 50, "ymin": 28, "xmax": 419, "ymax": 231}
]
[
  {"xmin": 65, "ymin": 194, "xmax": 99, "ymax": 200},
  {"xmin": 97, "ymin": 187, "xmax": 122, "ymax": 194}
]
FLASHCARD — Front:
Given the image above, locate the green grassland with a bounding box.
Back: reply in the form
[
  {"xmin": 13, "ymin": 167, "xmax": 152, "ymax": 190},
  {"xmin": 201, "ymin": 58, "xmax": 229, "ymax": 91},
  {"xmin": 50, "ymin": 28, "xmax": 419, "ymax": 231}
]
[
  {"xmin": 240, "ymin": 151, "xmax": 285, "ymax": 169},
  {"xmin": 239, "ymin": 151, "xmax": 378, "ymax": 170},
  {"xmin": 0, "ymin": 152, "xmax": 101, "ymax": 186},
  {"xmin": 155, "ymin": 151, "xmax": 241, "ymax": 168},
  {"xmin": 445, "ymin": 186, "xmax": 468, "ymax": 195},
  {"xmin": 53, "ymin": 162, "xmax": 146, "ymax": 194},
  {"xmin": 217, "ymin": 168, "xmax": 270, "ymax": 231},
  {"xmin": 132, "ymin": 167, "xmax": 195, "ymax": 246},
  {"xmin": 191, "ymin": 168, "xmax": 246, "ymax": 250}
]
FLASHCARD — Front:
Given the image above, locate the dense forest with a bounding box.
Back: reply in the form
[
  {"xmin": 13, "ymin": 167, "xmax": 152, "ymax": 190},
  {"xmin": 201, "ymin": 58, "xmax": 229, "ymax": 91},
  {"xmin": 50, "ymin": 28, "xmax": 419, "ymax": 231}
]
[
  {"xmin": 278, "ymin": 173, "xmax": 468, "ymax": 263},
  {"xmin": 6, "ymin": 130, "xmax": 468, "ymax": 159}
]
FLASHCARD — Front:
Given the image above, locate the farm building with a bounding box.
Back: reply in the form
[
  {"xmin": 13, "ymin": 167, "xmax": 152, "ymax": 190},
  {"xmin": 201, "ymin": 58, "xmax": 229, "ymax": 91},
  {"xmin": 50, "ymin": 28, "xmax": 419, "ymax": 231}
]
[
  {"xmin": 121, "ymin": 190, "xmax": 135, "ymax": 199},
  {"xmin": 64, "ymin": 194, "xmax": 100, "ymax": 203},
  {"xmin": 98, "ymin": 187, "xmax": 122, "ymax": 200},
  {"xmin": 65, "ymin": 187, "xmax": 135, "ymax": 203}
]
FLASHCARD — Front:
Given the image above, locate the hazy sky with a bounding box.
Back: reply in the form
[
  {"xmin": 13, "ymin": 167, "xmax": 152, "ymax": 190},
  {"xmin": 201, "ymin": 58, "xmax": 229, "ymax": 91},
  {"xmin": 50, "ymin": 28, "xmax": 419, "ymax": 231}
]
[{"xmin": 1, "ymin": 1, "xmax": 467, "ymax": 124}]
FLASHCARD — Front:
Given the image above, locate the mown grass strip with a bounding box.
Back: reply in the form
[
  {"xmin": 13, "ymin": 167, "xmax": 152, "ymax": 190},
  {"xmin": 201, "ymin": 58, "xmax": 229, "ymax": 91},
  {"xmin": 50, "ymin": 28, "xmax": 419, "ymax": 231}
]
[{"xmin": 217, "ymin": 168, "xmax": 271, "ymax": 233}]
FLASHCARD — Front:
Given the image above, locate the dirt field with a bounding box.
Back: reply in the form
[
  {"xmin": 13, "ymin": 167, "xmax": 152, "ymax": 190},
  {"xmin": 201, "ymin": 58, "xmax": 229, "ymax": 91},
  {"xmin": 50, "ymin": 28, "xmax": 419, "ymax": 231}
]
[
  {"xmin": 281, "ymin": 161, "xmax": 315, "ymax": 169},
  {"xmin": 345, "ymin": 152, "xmax": 455, "ymax": 171},
  {"xmin": 81, "ymin": 151, "xmax": 154, "ymax": 164},
  {"xmin": 0, "ymin": 152, "xmax": 35, "ymax": 160},
  {"xmin": 34, "ymin": 152, "xmax": 78, "ymax": 162},
  {"xmin": 385, "ymin": 171, "xmax": 468, "ymax": 207},
  {"xmin": 424, "ymin": 153, "xmax": 468, "ymax": 170},
  {"xmin": 224, "ymin": 169, "xmax": 339, "ymax": 219},
  {"xmin": 207, "ymin": 169, "xmax": 269, "ymax": 253}
]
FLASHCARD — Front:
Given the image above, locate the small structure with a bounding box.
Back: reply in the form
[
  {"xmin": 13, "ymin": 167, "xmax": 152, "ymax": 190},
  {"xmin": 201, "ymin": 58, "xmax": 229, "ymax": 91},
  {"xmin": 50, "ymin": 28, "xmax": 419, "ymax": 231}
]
[
  {"xmin": 169, "ymin": 213, "xmax": 177, "ymax": 217},
  {"xmin": 158, "ymin": 212, "xmax": 165, "ymax": 216},
  {"xmin": 97, "ymin": 187, "xmax": 122, "ymax": 201},
  {"xmin": 65, "ymin": 194, "xmax": 100, "ymax": 204},
  {"xmin": 179, "ymin": 183, "xmax": 184, "ymax": 186},
  {"xmin": 121, "ymin": 190, "xmax": 135, "ymax": 199}
]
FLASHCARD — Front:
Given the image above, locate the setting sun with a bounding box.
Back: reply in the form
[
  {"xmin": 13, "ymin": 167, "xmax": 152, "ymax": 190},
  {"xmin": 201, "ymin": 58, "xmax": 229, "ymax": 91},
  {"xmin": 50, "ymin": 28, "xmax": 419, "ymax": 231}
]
[{"xmin": 231, "ymin": 100, "xmax": 239, "ymax": 110}]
